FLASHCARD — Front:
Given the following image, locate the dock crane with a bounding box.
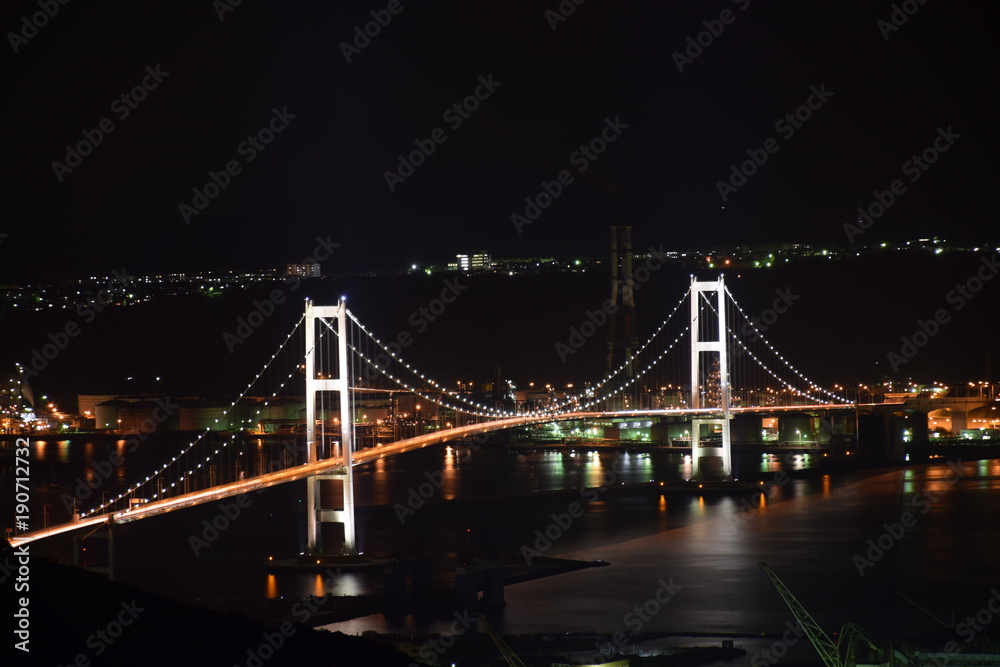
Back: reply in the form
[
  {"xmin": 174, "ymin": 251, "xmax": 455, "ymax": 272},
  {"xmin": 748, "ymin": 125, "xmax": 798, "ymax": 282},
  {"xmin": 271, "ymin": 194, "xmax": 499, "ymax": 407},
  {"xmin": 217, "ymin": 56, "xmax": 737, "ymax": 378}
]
[
  {"xmin": 477, "ymin": 614, "xmax": 527, "ymax": 667},
  {"xmin": 759, "ymin": 562, "xmax": 882, "ymax": 667}
]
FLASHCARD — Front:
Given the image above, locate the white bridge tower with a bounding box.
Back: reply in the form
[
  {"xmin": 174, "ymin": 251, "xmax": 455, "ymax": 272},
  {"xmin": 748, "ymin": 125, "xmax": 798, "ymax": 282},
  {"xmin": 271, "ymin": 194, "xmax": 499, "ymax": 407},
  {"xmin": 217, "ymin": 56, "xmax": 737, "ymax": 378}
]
[
  {"xmin": 689, "ymin": 276, "xmax": 733, "ymax": 480},
  {"xmin": 304, "ymin": 299, "xmax": 356, "ymax": 554}
]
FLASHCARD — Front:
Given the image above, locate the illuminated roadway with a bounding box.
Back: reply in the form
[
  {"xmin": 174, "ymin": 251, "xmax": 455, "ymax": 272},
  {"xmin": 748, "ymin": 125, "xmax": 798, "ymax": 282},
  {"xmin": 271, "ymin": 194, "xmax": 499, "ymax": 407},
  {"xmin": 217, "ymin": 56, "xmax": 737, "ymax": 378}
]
[{"xmin": 9, "ymin": 404, "xmax": 860, "ymax": 548}]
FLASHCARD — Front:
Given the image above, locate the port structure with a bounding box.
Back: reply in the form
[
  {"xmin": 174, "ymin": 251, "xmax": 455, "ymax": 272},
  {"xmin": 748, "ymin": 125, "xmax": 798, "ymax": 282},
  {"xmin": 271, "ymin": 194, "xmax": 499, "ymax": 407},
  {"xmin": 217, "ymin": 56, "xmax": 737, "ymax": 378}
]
[
  {"xmin": 606, "ymin": 223, "xmax": 639, "ymax": 386},
  {"xmin": 760, "ymin": 562, "xmax": 881, "ymax": 667},
  {"xmin": 304, "ymin": 298, "xmax": 356, "ymax": 555}
]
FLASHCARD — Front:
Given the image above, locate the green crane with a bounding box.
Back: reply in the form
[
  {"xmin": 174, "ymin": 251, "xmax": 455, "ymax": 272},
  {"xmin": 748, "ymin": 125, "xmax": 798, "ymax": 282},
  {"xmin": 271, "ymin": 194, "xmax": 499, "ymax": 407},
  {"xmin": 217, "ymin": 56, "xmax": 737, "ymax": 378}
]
[
  {"xmin": 477, "ymin": 614, "xmax": 527, "ymax": 667},
  {"xmin": 759, "ymin": 562, "xmax": 881, "ymax": 667}
]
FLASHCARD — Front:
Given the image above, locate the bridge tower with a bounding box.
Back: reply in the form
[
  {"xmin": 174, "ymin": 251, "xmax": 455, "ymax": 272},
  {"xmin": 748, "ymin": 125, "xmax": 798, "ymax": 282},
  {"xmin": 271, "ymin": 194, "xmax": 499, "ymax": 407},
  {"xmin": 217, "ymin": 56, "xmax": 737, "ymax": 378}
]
[
  {"xmin": 304, "ymin": 299, "xmax": 356, "ymax": 555},
  {"xmin": 689, "ymin": 276, "xmax": 733, "ymax": 480},
  {"xmin": 606, "ymin": 223, "xmax": 639, "ymax": 404}
]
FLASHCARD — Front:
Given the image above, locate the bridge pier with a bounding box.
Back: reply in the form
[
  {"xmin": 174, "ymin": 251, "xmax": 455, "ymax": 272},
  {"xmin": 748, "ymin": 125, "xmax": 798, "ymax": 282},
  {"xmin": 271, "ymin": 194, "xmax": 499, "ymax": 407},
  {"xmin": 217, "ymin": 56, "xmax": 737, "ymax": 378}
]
[
  {"xmin": 777, "ymin": 413, "xmax": 814, "ymax": 444},
  {"xmin": 650, "ymin": 418, "xmax": 691, "ymax": 445},
  {"xmin": 73, "ymin": 520, "xmax": 114, "ymax": 581},
  {"xmin": 305, "ymin": 470, "xmax": 355, "ymax": 555},
  {"xmin": 383, "ymin": 558, "xmax": 433, "ymax": 611},
  {"xmin": 455, "ymin": 559, "xmax": 505, "ymax": 611},
  {"xmin": 950, "ymin": 410, "xmax": 969, "ymax": 432},
  {"xmin": 731, "ymin": 414, "xmax": 763, "ymax": 443},
  {"xmin": 910, "ymin": 411, "xmax": 929, "ymax": 444},
  {"xmin": 691, "ymin": 418, "xmax": 732, "ymax": 481}
]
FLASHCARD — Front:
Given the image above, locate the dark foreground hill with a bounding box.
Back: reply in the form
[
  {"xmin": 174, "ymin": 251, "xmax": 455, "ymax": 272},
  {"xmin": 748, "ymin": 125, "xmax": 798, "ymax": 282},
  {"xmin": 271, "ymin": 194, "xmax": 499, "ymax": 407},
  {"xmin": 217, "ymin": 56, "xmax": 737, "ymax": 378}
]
[{"xmin": 3, "ymin": 542, "xmax": 415, "ymax": 667}]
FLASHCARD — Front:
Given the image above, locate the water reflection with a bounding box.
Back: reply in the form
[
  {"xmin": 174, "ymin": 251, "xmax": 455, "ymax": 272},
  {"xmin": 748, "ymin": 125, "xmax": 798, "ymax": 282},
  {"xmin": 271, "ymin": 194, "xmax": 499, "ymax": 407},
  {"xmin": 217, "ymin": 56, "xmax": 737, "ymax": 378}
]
[
  {"xmin": 441, "ymin": 446, "xmax": 457, "ymax": 500},
  {"xmin": 17, "ymin": 431, "xmax": 995, "ymax": 643}
]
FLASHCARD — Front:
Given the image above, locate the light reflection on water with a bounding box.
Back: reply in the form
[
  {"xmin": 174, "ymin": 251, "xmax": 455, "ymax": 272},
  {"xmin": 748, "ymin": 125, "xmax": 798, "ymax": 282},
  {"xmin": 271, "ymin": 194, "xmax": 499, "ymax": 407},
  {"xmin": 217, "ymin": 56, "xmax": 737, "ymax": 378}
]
[{"xmin": 19, "ymin": 436, "xmax": 1000, "ymax": 644}]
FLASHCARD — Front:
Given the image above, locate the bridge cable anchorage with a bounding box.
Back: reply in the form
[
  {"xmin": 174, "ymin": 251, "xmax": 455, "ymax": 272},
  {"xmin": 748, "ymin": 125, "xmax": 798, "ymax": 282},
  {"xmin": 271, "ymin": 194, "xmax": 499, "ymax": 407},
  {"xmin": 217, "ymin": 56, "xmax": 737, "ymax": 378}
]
[
  {"xmin": 83, "ymin": 314, "xmax": 307, "ymax": 518},
  {"xmin": 320, "ymin": 316, "xmax": 503, "ymax": 420},
  {"xmin": 344, "ymin": 310, "xmax": 514, "ymax": 418},
  {"xmin": 722, "ymin": 286, "xmax": 852, "ymax": 405}
]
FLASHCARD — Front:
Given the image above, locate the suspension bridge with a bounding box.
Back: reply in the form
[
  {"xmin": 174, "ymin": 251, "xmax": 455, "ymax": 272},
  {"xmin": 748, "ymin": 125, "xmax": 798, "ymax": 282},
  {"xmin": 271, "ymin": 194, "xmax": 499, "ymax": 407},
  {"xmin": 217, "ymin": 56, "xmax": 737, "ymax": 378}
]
[{"xmin": 11, "ymin": 276, "xmax": 866, "ymax": 551}]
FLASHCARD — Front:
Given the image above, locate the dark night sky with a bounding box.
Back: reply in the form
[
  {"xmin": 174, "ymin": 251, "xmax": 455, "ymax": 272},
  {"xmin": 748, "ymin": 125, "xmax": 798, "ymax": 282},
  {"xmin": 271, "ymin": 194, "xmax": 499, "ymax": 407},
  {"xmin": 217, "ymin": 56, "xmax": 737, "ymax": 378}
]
[{"xmin": 2, "ymin": 1, "xmax": 996, "ymax": 283}]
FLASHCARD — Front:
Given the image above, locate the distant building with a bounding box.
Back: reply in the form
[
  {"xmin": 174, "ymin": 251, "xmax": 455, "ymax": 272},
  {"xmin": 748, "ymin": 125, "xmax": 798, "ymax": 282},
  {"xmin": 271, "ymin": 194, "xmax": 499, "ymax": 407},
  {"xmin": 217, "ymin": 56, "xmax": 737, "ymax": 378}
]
[
  {"xmin": 286, "ymin": 262, "xmax": 321, "ymax": 278},
  {"xmin": 471, "ymin": 252, "xmax": 492, "ymax": 270},
  {"xmin": 447, "ymin": 252, "xmax": 492, "ymax": 272}
]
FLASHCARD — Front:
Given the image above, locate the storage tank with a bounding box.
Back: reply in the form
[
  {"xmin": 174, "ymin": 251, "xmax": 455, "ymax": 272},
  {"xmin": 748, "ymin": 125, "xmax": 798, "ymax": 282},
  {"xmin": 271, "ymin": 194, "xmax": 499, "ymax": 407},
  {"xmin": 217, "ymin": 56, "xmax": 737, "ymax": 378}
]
[{"xmin": 95, "ymin": 399, "xmax": 129, "ymax": 430}]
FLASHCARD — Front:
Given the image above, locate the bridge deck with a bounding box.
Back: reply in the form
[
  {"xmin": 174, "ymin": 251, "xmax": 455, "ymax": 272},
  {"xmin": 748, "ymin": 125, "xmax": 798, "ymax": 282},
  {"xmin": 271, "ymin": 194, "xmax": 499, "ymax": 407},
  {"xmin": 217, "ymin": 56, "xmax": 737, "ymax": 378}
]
[{"xmin": 9, "ymin": 405, "xmax": 854, "ymax": 547}]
